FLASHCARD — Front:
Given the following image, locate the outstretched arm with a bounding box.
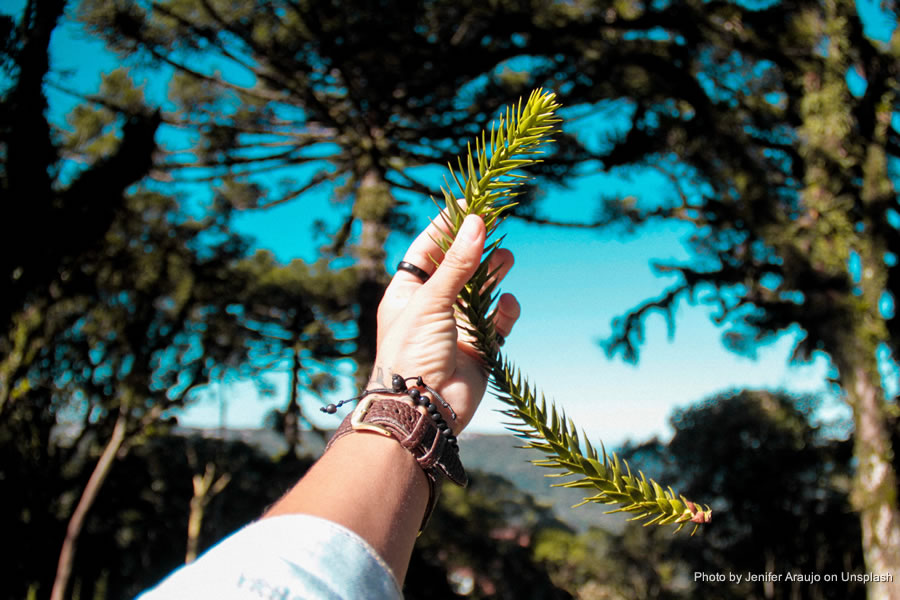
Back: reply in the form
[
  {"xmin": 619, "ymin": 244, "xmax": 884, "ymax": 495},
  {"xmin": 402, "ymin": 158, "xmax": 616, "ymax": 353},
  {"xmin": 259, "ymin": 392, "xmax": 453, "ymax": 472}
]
[{"xmin": 263, "ymin": 214, "xmax": 520, "ymax": 583}]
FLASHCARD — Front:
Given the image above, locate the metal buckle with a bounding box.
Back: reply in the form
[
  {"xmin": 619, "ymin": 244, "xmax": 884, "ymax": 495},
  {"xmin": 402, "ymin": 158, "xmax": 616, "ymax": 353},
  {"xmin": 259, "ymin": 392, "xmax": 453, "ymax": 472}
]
[
  {"xmin": 350, "ymin": 395, "xmax": 427, "ymax": 436},
  {"xmin": 350, "ymin": 395, "xmax": 393, "ymax": 436}
]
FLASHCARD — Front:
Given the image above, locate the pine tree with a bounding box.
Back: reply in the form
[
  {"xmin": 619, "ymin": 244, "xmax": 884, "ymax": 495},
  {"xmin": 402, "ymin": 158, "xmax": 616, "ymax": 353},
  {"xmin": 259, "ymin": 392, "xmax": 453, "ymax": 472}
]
[
  {"xmin": 585, "ymin": 3, "xmax": 900, "ymax": 597},
  {"xmin": 72, "ymin": 0, "xmax": 900, "ymax": 594},
  {"xmin": 74, "ymin": 0, "xmax": 596, "ymax": 383},
  {"xmin": 0, "ymin": 4, "xmax": 355, "ymax": 597},
  {"xmin": 234, "ymin": 250, "xmax": 357, "ymax": 454}
]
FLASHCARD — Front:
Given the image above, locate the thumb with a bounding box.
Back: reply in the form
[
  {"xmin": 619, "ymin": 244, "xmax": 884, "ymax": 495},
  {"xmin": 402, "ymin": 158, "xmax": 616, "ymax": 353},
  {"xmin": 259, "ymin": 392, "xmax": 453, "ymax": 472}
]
[{"xmin": 424, "ymin": 214, "xmax": 485, "ymax": 304}]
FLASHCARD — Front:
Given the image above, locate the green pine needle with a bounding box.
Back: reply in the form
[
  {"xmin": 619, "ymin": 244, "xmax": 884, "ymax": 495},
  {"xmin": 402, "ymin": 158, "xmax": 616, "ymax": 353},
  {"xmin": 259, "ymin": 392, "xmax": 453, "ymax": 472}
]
[{"xmin": 434, "ymin": 88, "xmax": 711, "ymax": 534}]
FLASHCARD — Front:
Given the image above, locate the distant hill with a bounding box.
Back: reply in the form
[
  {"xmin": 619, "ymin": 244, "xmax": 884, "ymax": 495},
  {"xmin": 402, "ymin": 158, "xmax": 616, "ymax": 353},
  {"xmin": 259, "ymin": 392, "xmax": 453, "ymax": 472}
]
[
  {"xmin": 459, "ymin": 433, "xmax": 627, "ymax": 533},
  {"xmin": 174, "ymin": 425, "xmax": 327, "ymax": 457}
]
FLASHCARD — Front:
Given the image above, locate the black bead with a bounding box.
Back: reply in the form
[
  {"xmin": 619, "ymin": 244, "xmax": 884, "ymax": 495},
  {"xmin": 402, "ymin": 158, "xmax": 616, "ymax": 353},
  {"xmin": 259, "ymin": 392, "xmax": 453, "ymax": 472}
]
[
  {"xmin": 391, "ymin": 374, "xmax": 407, "ymax": 393},
  {"xmin": 430, "ymin": 413, "xmax": 443, "ymax": 422},
  {"xmin": 323, "ymin": 404, "xmax": 337, "ymax": 414},
  {"xmin": 407, "ymin": 388, "xmax": 421, "ymax": 401},
  {"xmin": 437, "ymin": 421, "xmax": 449, "ymax": 431},
  {"xmin": 426, "ymin": 402, "xmax": 438, "ymax": 414},
  {"xmin": 440, "ymin": 428, "xmax": 453, "ymax": 437}
]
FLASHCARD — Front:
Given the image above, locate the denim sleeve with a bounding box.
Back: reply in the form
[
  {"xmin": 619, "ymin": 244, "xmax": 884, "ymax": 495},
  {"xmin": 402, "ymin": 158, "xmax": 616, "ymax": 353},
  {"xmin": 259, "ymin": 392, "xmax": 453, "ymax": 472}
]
[{"xmin": 136, "ymin": 514, "xmax": 403, "ymax": 600}]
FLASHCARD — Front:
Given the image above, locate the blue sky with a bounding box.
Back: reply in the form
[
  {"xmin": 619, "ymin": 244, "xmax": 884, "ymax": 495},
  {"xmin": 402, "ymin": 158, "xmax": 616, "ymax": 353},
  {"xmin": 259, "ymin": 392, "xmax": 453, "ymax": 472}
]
[
  {"xmin": 7, "ymin": 0, "xmax": 897, "ymax": 448},
  {"xmin": 194, "ymin": 170, "xmax": 843, "ymax": 446}
]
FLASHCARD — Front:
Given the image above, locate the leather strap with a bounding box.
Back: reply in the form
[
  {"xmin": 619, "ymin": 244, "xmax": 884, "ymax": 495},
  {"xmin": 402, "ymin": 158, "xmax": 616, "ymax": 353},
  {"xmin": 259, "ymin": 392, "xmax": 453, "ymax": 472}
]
[{"xmin": 324, "ymin": 396, "xmax": 468, "ymax": 531}]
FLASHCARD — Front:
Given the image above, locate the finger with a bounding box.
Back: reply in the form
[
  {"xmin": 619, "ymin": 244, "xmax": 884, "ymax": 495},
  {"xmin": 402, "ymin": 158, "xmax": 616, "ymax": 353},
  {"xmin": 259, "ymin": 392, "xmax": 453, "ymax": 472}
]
[
  {"xmin": 391, "ymin": 209, "xmax": 457, "ymax": 286},
  {"xmin": 423, "ymin": 215, "xmax": 486, "ymax": 304},
  {"xmin": 483, "ymin": 248, "xmax": 514, "ymax": 293},
  {"xmin": 492, "ymin": 293, "xmax": 521, "ymax": 338}
]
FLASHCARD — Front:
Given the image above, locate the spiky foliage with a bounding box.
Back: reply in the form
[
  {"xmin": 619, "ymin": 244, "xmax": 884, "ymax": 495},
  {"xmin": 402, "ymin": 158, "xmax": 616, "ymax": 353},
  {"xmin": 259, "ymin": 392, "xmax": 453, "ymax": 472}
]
[{"xmin": 433, "ymin": 89, "xmax": 711, "ymax": 534}]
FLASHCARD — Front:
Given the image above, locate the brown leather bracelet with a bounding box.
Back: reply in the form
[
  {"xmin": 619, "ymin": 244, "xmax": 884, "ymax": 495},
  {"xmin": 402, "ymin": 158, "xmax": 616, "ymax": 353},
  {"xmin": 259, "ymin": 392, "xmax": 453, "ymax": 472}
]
[{"xmin": 324, "ymin": 395, "xmax": 467, "ymax": 532}]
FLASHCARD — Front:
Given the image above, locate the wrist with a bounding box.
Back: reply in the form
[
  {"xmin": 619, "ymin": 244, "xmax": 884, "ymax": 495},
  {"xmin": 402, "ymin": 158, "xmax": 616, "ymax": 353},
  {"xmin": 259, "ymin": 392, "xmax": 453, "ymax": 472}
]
[
  {"xmin": 323, "ymin": 385, "xmax": 468, "ymax": 533},
  {"xmin": 365, "ymin": 370, "xmax": 462, "ymax": 434},
  {"xmin": 326, "ymin": 392, "xmax": 467, "ymax": 486}
]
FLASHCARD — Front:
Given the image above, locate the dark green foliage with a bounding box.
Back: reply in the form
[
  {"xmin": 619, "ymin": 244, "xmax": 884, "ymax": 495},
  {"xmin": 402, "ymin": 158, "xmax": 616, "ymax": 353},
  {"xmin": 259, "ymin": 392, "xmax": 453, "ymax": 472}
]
[
  {"xmin": 411, "ymin": 472, "xmax": 574, "ymax": 600},
  {"xmin": 0, "ymin": 4, "xmax": 358, "ymax": 597},
  {"xmin": 0, "ymin": 398, "xmax": 66, "ymax": 600},
  {"xmin": 2, "ymin": 415, "xmax": 573, "ymax": 600},
  {"xmin": 535, "ymin": 524, "xmax": 692, "ymax": 600},
  {"xmin": 648, "ymin": 390, "xmax": 863, "ymax": 600},
  {"xmin": 1, "ymin": 0, "xmax": 162, "ymax": 329},
  {"xmin": 0, "ymin": 179, "xmax": 348, "ymax": 596},
  {"xmin": 73, "ymin": 0, "xmax": 596, "ymax": 381},
  {"xmin": 536, "ymin": 390, "xmax": 864, "ymax": 600},
  {"xmin": 580, "ymin": 0, "xmax": 900, "ymax": 588},
  {"xmin": 661, "ymin": 391, "xmax": 863, "ymax": 596},
  {"xmin": 593, "ymin": 1, "xmax": 900, "ymax": 370},
  {"xmin": 3, "ymin": 431, "xmax": 313, "ymax": 600},
  {"xmin": 76, "ymin": 0, "xmax": 589, "ymax": 208}
]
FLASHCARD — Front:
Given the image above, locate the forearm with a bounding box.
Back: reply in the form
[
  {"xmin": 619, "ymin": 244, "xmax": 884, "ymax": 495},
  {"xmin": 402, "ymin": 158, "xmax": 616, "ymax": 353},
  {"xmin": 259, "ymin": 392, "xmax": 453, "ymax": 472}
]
[
  {"xmin": 139, "ymin": 215, "xmax": 515, "ymax": 600},
  {"xmin": 263, "ymin": 431, "xmax": 429, "ymax": 583},
  {"xmin": 262, "ymin": 215, "xmax": 510, "ymax": 586}
]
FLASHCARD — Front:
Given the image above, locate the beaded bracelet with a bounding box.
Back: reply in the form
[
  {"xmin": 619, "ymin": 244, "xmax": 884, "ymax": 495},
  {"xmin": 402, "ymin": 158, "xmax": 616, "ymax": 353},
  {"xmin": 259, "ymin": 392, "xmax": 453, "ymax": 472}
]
[{"xmin": 321, "ymin": 374, "xmax": 458, "ymax": 447}]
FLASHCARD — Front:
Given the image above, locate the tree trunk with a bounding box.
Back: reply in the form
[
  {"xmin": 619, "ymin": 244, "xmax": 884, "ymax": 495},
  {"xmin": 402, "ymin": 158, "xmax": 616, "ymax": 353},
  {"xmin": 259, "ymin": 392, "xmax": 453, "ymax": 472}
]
[
  {"xmin": 186, "ymin": 463, "xmax": 230, "ymax": 564},
  {"xmin": 353, "ymin": 169, "xmax": 392, "ymax": 388},
  {"xmin": 284, "ymin": 338, "xmax": 302, "ymax": 455},
  {"xmin": 841, "ymin": 361, "xmax": 900, "ymax": 600},
  {"xmin": 763, "ymin": 551, "xmax": 775, "ymax": 600},
  {"xmin": 50, "ymin": 409, "xmax": 127, "ymax": 600}
]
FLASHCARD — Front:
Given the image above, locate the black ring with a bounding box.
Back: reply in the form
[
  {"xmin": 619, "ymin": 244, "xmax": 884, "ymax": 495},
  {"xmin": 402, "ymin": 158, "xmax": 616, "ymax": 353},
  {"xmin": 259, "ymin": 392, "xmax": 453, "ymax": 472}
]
[
  {"xmin": 496, "ymin": 334, "xmax": 506, "ymax": 347},
  {"xmin": 397, "ymin": 261, "xmax": 430, "ymax": 282}
]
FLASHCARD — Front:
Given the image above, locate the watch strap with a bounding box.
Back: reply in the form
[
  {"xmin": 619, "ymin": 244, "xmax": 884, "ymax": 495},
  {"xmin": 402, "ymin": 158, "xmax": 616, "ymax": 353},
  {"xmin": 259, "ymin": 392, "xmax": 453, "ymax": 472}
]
[
  {"xmin": 324, "ymin": 397, "xmax": 468, "ymax": 533},
  {"xmin": 325, "ymin": 398, "xmax": 467, "ymax": 487}
]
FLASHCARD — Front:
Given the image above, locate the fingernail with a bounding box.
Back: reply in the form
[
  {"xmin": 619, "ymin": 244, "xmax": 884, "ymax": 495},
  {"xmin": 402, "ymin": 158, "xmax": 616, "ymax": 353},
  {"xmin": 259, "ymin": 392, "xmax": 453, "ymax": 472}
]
[{"xmin": 458, "ymin": 215, "xmax": 481, "ymax": 244}]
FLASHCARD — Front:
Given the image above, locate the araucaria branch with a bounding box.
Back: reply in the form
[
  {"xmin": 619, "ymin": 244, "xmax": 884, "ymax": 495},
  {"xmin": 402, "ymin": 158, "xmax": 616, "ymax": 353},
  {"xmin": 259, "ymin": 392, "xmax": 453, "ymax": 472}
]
[{"xmin": 433, "ymin": 88, "xmax": 711, "ymax": 534}]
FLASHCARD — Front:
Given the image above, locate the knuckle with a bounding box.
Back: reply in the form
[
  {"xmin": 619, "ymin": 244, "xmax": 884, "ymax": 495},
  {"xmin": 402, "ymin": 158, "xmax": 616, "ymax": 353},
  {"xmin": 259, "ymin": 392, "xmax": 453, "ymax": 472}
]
[{"xmin": 441, "ymin": 248, "xmax": 476, "ymax": 275}]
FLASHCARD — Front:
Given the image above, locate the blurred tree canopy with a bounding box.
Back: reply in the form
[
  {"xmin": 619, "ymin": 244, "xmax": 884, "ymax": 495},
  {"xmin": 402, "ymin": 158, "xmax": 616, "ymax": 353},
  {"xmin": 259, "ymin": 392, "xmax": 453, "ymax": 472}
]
[
  {"xmin": 536, "ymin": 390, "xmax": 865, "ymax": 600},
  {"xmin": 3, "ymin": 0, "xmax": 900, "ymax": 598},
  {"xmin": 73, "ymin": 0, "xmax": 599, "ymax": 380},
  {"xmin": 650, "ymin": 390, "xmax": 863, "ymax": 600},
  {"xmin": 585, "ymin": 1, "xmax": 900, "ymax": 593},
  {"xmin": 665, "ymin": 391, "xmax": 865, "ymax": 598},
  {"xmin": 1, "ymin": 2, "xmax": 355, "ymax": 598}
]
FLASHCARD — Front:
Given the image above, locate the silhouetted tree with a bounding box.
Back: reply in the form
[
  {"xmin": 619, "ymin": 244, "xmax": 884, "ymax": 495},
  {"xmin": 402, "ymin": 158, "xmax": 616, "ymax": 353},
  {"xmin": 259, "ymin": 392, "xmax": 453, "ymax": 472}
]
[
  {"xmin": 75, "ymin": 0, "xmax": 598, "ymax": 383},
  {"xmin": 623, "ymin": 390, "xmax": 864, "ymax": 600},
  {"xmin": 21, "ymin": 0, "xmax": 900, "ymax": 596},
  {"xmin": 582, "ymin": 3, "xmax": 900, "ymax": 594},
  {"xmin": 411, "ymin": 471, "xmax": 573, "ymax": 599},
  {"xmin": 0, "ymin": 4, "xmax": 355, "ymax": 598},
  {"xmin": 0, "ymin": 0, "xmax": 160, "ymax": 332}
]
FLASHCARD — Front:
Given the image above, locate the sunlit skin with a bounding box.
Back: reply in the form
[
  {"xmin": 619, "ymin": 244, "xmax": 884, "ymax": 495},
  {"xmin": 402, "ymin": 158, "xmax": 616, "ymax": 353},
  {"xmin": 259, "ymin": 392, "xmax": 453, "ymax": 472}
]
[{"xmin": 263, "ymin": 215, "xmax": 520, "ymax": 583}]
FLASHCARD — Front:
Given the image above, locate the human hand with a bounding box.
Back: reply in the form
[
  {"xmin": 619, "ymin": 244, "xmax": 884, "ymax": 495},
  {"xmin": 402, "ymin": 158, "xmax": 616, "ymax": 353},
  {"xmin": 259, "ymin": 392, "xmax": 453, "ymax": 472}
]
[{"xmin": 370, "ymin": 214, "xmax": 520, "ymax": 434}]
